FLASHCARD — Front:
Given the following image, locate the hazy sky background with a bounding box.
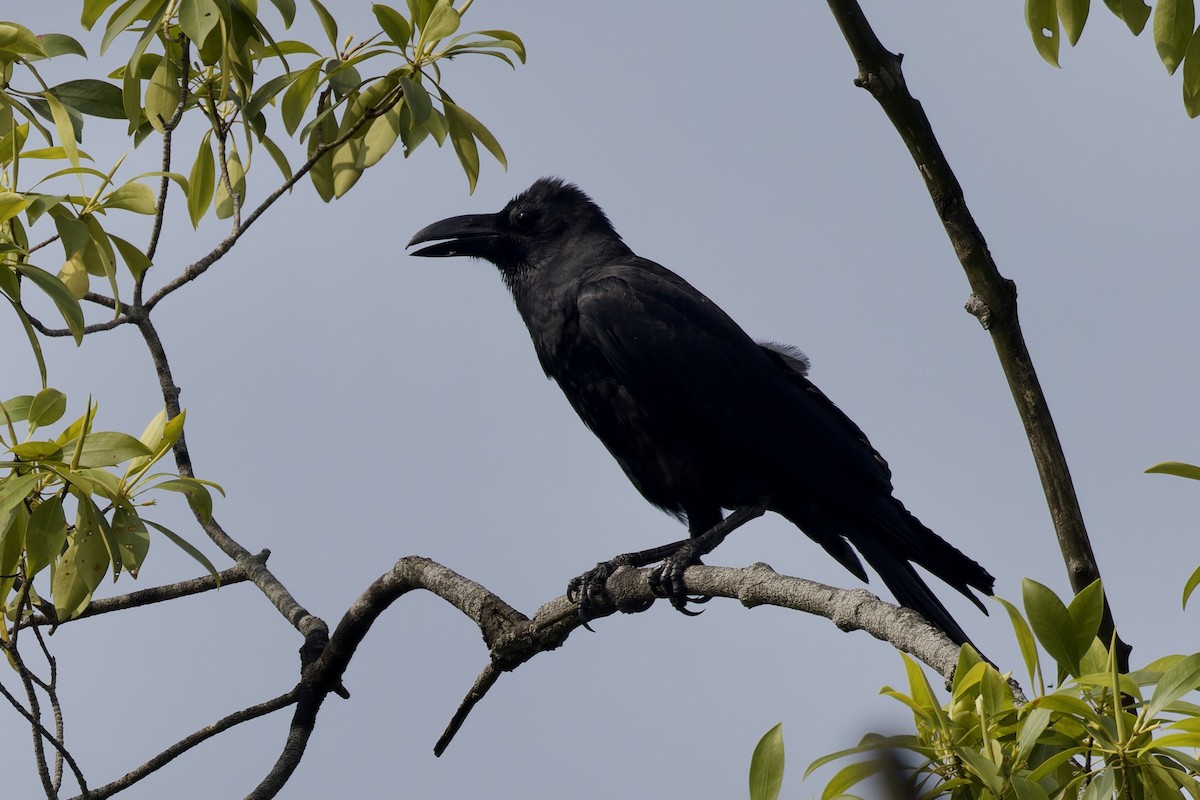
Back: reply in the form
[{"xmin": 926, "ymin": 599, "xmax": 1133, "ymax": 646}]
[{"xmin": 3, "ymin": 2, "xmax": 1200, "ymax": 798}]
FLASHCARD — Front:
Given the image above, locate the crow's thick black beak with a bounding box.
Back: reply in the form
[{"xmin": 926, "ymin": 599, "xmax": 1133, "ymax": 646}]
[{"xmin": 407, "ymin": 213, "xmax": 504, "ymax": 258}]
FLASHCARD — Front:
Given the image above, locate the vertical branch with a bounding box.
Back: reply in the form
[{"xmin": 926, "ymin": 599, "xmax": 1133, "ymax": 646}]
[{"xmin": 824, "ymin": 0, "xmax": 1130, "ymax": 668}]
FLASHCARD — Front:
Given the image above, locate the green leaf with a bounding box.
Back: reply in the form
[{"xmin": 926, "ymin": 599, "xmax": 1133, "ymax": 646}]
[
  {"xmin": 179, "ymin": 0, "xmax": 222, "ymax": 51},
  {"xmin": 187, "ymin": 133, "xmax": 215, "ymax": 226},
  {"xmin": 52, "ymin": 496, "xmax": 111, "ymax": 620},
  {"xmin": 49, "ymin": 79, "xmax": 126, "ymax": 119},
  {"xmin": 142, "ymin": 517, "xmax": 220, "ymax": 581},
  {"xmin": 259, "ymin": 135, "xmax": 293, "ymax": 181},
  {"xmin": 44, "ymin": 91, "xmax": 80, "ymax": 167},
  {"xmin": 0, "ymin": 191, "xmax": 32, "ymax": 223},
  {"xmin": 1154, "ymin": 0, "xmax": 1195, "ymax": 73},
  {"xmin": 282, "ymin": 63, "xmax": 321, "ymax": 135},
  {"xmin": 1023, "ymin": 578, "xmax": 1080, "ymax": 676},
  {"xmin": 144, "ymin": 50, "xmax": 180, "ymax": 132},
  {"xmin": 374, "ymin": 4, "xmax": 412, "ymax": 47},
  {"xmin": 9, "ymin": 441, "xmax": 63, "ymax": 460},
  {"xmin": 100, "ymin": 0, "xmax": 162, "ymax": 54},
  {"xmin": 29, "ymin": 388, "xmax": 67, "ymax": 428},
  {"xmin": 995, "ymin": 595, "xmax": 1042, "ymax": 690},
  {"xmin": 359, "ymin": 99, "xmax": 403, "ymax": 169},
  {"xmin": 1027, "ymin": 0, "xmax": 1061, "ymax": 67},
  {"xmin": 1015, "ymin": 706, "xmax": 1054, "ymax": 764},
  {"xmin": 309, "ymin": 0, "xmax": 338, "ymax": 49},
  {"xmin": 1183, "ymin": 27, "xmax": 1200, "ymax": 117},
  {"xmin": 420, "ymin": 1, "xmax": 460, "ymax": 49},
  {"xmin": 102, "ymin": 180, "xmax": 157, "ymax": 213},
  {"xmin": 0, "ymin": 503, "xmax": 27, "ymax": 608},
  {"xmin": 151, "ymin": 477, "xmax": 214, "ymax": 523},
  {"xmin": 36, "ymin": 33, "xmax": 88, "ymax": 59},
  {"xmin": 110, "ymin": 234, "xmax": 153, "ymax": 280},
  {"xmin": 1143, "ymin": 653, "xmax": 1200, "ymax": 721},
  {"xmin": 267, "ymin": 0, "xmax": 297, "ymax": 26},
  {"xmin": 60, "ymin": 431, "xmax": 153, "ymax": 468},
  {"xmin": 214, "ymin": 145, "xmax": 245, "ymax": 219},
  {"xmin": 1183, "ymin": 565, "xmax": 1200, "ymax": 609},
  {"xmin": 398, "ymin": 75, "xmax": 431, "ymax": 123},
  {"xmin": 749, "ymin": 723, "xmax": 784, "ymax": 800},
  {"xmin": 14, "ymin": 263, "xmax": 85, "ymax": 344},
  {"xmin": 445, "ymin": 100, "xmax": 505, "ymax": 168},
  {"xmin": 821, "ymin": 756, "xmax": 885, "ymax": 800},
  {"xmin": 1066, "ymin": 578, "xmax": 1104, "ymax": 659},
  {"xmin": 1147, "ymin": 460, "xmax": 1200, "ymax": 479},
  {"xmin": 110, "ymin": 506, "xmax": 150, "ymax": 576},
  {"xmin": 26, "ymin": 494, "xmax": 68, "ymax": 578},
  {"xmin": 0, "ymin": 472, "xmax": 40, "ymax": 518},
  {"xmin": 1121, "ymin": 0, "xmax": 1153, "ymax": 34},
  {"xmin": 1058, "ymin": 0, "xmax": 1091, "ymax": 46},
  {"xmin": 83, "ymin": 0, "xmax": 125, "ymax": 30},
  {"xmin": 1011, "ymin": 774, "xmax": 1052, "ymax": 800},
  {"xmin": 444, "ymin": 101, "xmax": 480, "ymax": 192},
  {"xmin": 1080, "ymin": 768, "xmax": 1114, "ymax": 800}
]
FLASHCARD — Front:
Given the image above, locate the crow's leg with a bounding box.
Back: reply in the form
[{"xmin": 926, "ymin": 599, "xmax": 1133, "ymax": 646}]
[
  {"xmin": 649, "ymin": 500, "xmax": 771, "ymax": 613},
  {"xmin": 568, "ymin": 539, "xmax": 691, "ymax": 624}
]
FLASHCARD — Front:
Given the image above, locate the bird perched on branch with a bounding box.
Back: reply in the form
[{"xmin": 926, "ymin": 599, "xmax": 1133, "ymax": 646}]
[{"xmin": 409, "ymin": 177, "xmax": 994, "ymax": 645}]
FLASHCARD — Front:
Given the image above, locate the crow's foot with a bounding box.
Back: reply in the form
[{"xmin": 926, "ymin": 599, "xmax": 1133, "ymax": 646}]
[
  {"xmin": 567, "ymin": 555, "xmax": 653, "ymax": 629},
  {"xmin": 647, "ymin": 546, "xmax": 711, "ymax": 615}
]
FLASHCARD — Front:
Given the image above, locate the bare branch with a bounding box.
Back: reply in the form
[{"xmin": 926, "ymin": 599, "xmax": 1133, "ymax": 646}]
[
  {"xmin": 65, "ymin": 690, "xmax": 299, "ymax": 800},
  {"xmin": 824, "ymin": 0, "xmax": 1130, "ymax": 669},
  {"xmin": 133, "ymin": 313, "xmax": 330, "ymax": 649},
  {"xmin": 19, "ymin": 555, "xmax": 260, "ymax": 630}
]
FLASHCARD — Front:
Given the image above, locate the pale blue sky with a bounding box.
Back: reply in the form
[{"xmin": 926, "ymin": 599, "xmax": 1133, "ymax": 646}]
[{"xmin": 4, "ymin": 3, "xmax": 1199, "ymax": 798}]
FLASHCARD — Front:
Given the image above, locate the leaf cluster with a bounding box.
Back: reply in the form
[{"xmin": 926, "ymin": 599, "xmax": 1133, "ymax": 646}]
[
  {"xmin": 1025, "ymin": 0, "xmax": 1200, "ymax": 116},
  {"xmin": 0, "ymin": 390, "xmax": 220, "ymax": 626},
  {"xmin": 805, "ymin": 580, "xmax": 1200, "ymax": 800},
  {"xmin": 1, "ymin": 1, "xmax": 522, "ymax": 382}
]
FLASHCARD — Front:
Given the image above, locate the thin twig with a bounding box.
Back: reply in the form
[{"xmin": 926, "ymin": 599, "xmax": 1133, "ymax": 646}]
[
  {"xmin": 65, "ymin": 690, "xmax": 299, "ymax": 800},
  {"xmin": 19, "ymin": 556, "xmax": 260, "ymax": 629},
  {"xmin": 134, "ymin": 312, "xmax": 330, "ymax": 647}
]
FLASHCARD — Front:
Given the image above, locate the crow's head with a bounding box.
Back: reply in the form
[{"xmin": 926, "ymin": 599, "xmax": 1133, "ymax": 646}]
[{"xmin": 408, "ymin": 177, "xmax": 620, "ymax": 274}]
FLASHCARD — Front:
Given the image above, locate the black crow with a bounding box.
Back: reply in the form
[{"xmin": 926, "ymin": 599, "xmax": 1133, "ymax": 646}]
[{"xmin": 409, "ymin": 177, "xmax": 994, "ymax": 644}]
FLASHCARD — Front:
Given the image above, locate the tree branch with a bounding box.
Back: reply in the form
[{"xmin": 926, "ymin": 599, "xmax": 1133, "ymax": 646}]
[
  {"xmin": 132, "ymin": 313, "xmax": 331, "ymax": 652},
  {"xmin": 64, "ymin": 690, "xmax": 299, "ymax": 800},
  {"xmin": 236, "ymin": 553, "xmax": 967, "ymax": 796},
  {"xmin": 19, "ymin": 555, "xmax": 260, "ymax": 630},
  {"xmin": 824, "ymin": 0, "xmax": 1130, "ymax": 669}
]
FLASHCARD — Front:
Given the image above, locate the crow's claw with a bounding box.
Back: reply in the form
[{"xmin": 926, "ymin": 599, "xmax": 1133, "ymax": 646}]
[
  {"xmin": 567, "ymin": 556, "xmax": 638, "ymax": 626},
  {"xmin": 647, "ymin": 548, "xmax": 708, "ymax": 615}
]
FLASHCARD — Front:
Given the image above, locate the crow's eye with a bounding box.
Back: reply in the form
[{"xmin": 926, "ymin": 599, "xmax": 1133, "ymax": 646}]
[{"xmin": 511, "ymin": 207, "xmax": 539, "ymax": 231}]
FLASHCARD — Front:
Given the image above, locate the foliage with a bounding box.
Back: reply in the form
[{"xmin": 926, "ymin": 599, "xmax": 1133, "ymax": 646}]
[
  {"xmin": 1024, "ymin": 0, "xmax": 1200, "ymax": 116},
  {"xmin": 0, "ymin": 391, "xmax": 220, "ymax": 624},
  {"xmin": 0, "ymin": 2, "xmax": 521, "ymax": 630},
  {"xmin": 804, "ymin": 580, "xmax": 1200, "ymax": 799}
]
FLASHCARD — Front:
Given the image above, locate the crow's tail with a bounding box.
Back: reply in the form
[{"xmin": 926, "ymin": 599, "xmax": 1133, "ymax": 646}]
[{"xmin": 849, "ymin": 498, "xmax": 994, "ymax": 647}]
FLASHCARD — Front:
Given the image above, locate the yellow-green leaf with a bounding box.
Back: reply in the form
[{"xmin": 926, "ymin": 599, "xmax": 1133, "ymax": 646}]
[
  {"xmin": 1155, "ymin": 0, "xmax": 1195, "ymax": 74},
  {"xmin": 749, "ymin": 723, "xmax": 784, "ymax": 800},
  {"xmin": 1027, "ymin": 0, "xmax": 1061, "ymax": 67},
  {"xmin": 214, "ymin": 146, "xmax": 245, "ymax": 219},
  {"xmin": 52, "ymin": 498, "xmax": 111, "ymax": 620},
  {"xmin": 1059, "ymin": 0, "xmax": 1091, "ymax": 45},
  {"xmin": 103, "ymin": 180, "xmax": 157, "ymax": 214},
  {"xmin": 29, "ymin": 387, "xmax": 67, "ymax": 428},
  {"xmin": 0, "ymin": 191, "xmax": 32, "ymax": 223},
  {"xmin": 44, "ymin": 92, "xmax": 80, "ymax": 166}
]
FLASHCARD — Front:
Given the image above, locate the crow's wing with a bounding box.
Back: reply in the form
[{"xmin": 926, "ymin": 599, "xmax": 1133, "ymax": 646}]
[{"xmin": 575, "ymin": 262, "xmax": 892, "ymax": 501}]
